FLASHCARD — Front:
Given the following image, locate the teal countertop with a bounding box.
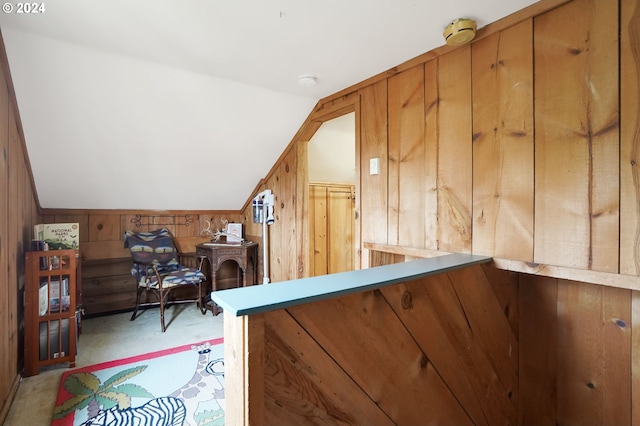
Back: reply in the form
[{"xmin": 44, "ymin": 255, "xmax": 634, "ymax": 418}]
[{"xmin": 210, "ymin": 253, "xmax": 492, "ymax": 316}]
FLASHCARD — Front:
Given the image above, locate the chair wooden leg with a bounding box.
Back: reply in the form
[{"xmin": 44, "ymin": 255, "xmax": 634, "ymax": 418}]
[
  {"xmin": 159, "ymin": 289, "xmax": 166, "ymax": 332},
  {"xmin": 199, "ymin": 283, "xmax": 207, "ymax": 315},
  {"xmin": 130, "ymin": 286, "xmax": 143, "ymax": 321}
]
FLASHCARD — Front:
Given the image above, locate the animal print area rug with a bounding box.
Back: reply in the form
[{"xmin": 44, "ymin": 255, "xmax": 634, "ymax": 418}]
[{"xmin": 51, "ymin": 338, "xmax": 224, "ymax": 426}]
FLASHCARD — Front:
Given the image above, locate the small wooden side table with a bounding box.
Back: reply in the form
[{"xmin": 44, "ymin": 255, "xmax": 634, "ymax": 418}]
[{"xmin": 196, "ymin": 241, "xmax": 259, "ymax": 315}]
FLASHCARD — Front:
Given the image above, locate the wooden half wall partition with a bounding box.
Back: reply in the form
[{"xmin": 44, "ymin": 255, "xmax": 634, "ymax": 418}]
[
  {"xmin": 213, "ymin": 253, "xmax": 527, "ymax": 425},
  {"xmin": 214, "ymin": 250, "xmax": 640, "ymax": 425}
]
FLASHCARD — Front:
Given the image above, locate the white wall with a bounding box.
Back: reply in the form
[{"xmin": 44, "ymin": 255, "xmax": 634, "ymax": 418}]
[{"xmin": 308, "ymin": 112, "xmax": 355, "ymax": 184}]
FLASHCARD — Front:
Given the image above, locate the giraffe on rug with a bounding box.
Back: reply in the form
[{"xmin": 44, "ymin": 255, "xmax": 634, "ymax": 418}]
[{"xmin": 169, "ymin": 341, "xmax": 225, "ymax": 426}]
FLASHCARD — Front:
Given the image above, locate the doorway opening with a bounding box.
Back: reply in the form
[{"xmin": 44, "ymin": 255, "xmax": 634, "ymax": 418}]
[{"xmin": 307, "ymin": 112, "xmax": 356, "ymax": 276}]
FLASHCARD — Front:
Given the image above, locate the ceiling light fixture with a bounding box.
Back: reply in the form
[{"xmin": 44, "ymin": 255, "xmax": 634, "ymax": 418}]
[
  {"xmin": 443, "ymin": 18, "xmax": 477, "ymax": 46},
  {"xmin": 298, "ymin": 74, "xmax": 318, "ymax": 87}
]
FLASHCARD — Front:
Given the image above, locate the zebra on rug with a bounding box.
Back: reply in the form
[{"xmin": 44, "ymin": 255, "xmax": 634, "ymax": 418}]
[{"xmin": 81, "ymin": 397, "xmax": 186, "ymax": 426}]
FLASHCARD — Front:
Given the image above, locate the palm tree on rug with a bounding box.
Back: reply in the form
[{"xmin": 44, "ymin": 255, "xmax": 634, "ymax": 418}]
[{"xmin": 52, "ymin": 365, "xmax": 154, "ymax": 420}]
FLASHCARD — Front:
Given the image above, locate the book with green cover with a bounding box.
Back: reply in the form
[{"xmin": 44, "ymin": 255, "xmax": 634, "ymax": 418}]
[{"xmin": 34, "ymin": 223, "xmax": 79, "ymax": 250}]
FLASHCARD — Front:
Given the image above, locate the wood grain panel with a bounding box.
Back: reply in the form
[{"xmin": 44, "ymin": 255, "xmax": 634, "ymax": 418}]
[
  {"xmin": 518, "ymin": 274, "xmax": 557, "ymax": 426},
  {"xmin": 8, "ymin": 109, "xmax": 23, "ymax": 381},
  {"xmin": 81, "ymin": 259, "xmax": 132, "ymax": 279},
  {"xmin": 369, "ymin": 249, "xmax": 404, "ymax": 267},
  {"xmin": 620, "ymin": 0, "xmax": 640, "ymax": 275},
  {"xmin": 309, "ymin": 185, "xmax": 327, "ymax": 276},
  {"xmin": 295, "ymin": 139, "xmax": 309, "ymax": 278},
  {"xmin": 381, "ymin": 277, "xmax": 490, "ymax": 425},
  {"xmin": 88, "ymin": 214, "xmax": 121, "ymax": 241},
  {"xmin": 359, "ymin": 80, "xmax": 388, "ymax": 245},
  {"xmin": 279, "ymin": 149, "xmax": 297, "ymax": 281},
  {"xmin": 424, "ymin": 59, "xmax": 439, "ymax": 250},
  {"xmin": 267, "ymin": 162, "xmax": 283, "ymax": 283},
  {"xmin": 0, "ymin": 50, "xmax": 11, "ymax": 420},
  {"xmin": 454, "ymin": 266, "xmax": 519, "ymax": 391},
  {"xmin": 264, "ymin": 310, "xmax": 393, "ymax": 425},
  {"xmin": 425, "ymin": 270, "xmax": 517, "ymax": 425},
  {"xmin": 534, "ymin": 0, "xmax": 619, "ymax": 271},
  {"xmin": 472, "ymin": 21, "xmax": 534, "ymax": 260},
  {"xmin": 266, "ymin": 151, "xmax": 297, "ymax": 282},
  {"xmin": 482, "ymin": 264, "xmax": 519, "ymax": 337},
  {"xmin": 327, "ymin": 186, "xmax": 354, "ymax": 273},
  {"xmin": 388, "ymin": 65, "xmax": 425, "ymax": 247},
  {"xmin": 82, "ymin": 274, "xmax": 133, "ymax": 298},
  {"xmin": 556, "ymin": 280, "xmax": 631, "ymax": 425},
  {"xmin": 633, "ymin": 291, "xmax": 640, "ymax": 426},
  {"xmin": 438, "ymin": 46, "xmax": 472, "ymax": 253},
  {"xmin": 224, "ymin": 312, "xmax": 265, "ymax": 426},
  {"xmin": 288, "ymin": 290, "xmax": 472, "ymax": 425},
  {"xmin": 80, "ymin": 240, "xmax": 130, "ymax": 261}
]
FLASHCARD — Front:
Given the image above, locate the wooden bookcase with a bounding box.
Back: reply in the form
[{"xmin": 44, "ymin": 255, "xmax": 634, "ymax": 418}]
[{"xmin": 24, "ymin": 250, "xmax": 78, "ymax": 376}]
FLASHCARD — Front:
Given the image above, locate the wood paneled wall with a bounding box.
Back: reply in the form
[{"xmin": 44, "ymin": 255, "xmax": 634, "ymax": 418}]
[
  {"xmin": 252, "ymin": 0, "xmax": 640, "ymax": 289},
  {"xmin": 519, "ymin": 273, "xmax": 636, "ymax": 425},
  {"xmin": 3, "ymin": 0, "xmax": 639, "ymax": 423},
  {"xmin": 247, "ymin": 0, "xmax": 640, "ymax": 423},
  {"xmin": 38, "ymin": 211, "xmax": 243, "ymax": 315},
  {"xmin": 0, "ymin": 34, "xmax": 40, "ymax": 424},
  {"xmin": 357, "ymin": 0, "xmax": 633, "ymax": 276}
]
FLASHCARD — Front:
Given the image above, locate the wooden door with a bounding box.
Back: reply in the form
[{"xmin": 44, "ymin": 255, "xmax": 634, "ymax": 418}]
[
  {"xmin": 327, "ymin": 186, "xmax": 354, "ymax": 273},
  {"xmin": 309, "ymin": 183, "xmax": 355, "ymax": 276}
]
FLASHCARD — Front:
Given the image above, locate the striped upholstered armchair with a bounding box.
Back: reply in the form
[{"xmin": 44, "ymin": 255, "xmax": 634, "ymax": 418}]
[{"xmin": 124, "ymin": 228, "xmax": 207, "ymax": 332}]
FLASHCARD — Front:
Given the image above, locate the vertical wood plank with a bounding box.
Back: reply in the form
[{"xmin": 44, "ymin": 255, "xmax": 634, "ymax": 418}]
[
  {"xmin": 388, "ymin": 65, "xmax": 425, "ymax": 247},
  {"xmin": 633, "ymin": 291, "xmax": 640, "ymax": 426},
  {"xmin": 359, "ymin": 81, "xmax": 388, "ymax": 245},
  {"xmin": 518, "ymin": 274, "xmax": 557, "ymax": 426},
  {"xmin": 307, "ymin": 184, "xmax": 316, "ymax": 275},
  {"xmin": 556, "ymin": 280, "xmax": 631, "ymax": 425},
  {"xmin": 534, "ymin": 0, "xmax": 619, "ymax": 272},
  {"xmin": 266, "ymin": 165, "xmax": 283, "ymax": 282},
  {"xmin": 0, "ymin": 52, "xmax": 10, "ymax": 415},
  {"xmin": 7, "ymin": 107, "xmax": 20, "ymax": 382},
  {"xmin": 296, "ymin": 140, "xmax": 308, "ymax": 278},
  {"xmin": 424, "ymin": 59, "xmax": 439, "ymax": 250},
  {"xmin": 438, "ymin": 46, "xmax": 472, "ymax": 253},
  {"xmin": 309, "ymin": 185, "xmax": 327, "ymax": 276},
  {"xmin": 224, "ymin": 312, "xmax": 264, "ymax": 426},
  {"xmin": 327, "ymin": 186, "xmax": 354, "ymax": 273},
  {"xmin": 279, "ymin": 149, "xmax": 297, "ymax": 281},
  {"xmin": 472, "ymin": 21, "xmax": 534, "ymax": 261},
  {"xmin": 352, "ymin": 101, "xmax": 362, "ymax": 270},
  {"xmin": 620, "ymin": 0, "xmax": 640, "ymax": 275}
]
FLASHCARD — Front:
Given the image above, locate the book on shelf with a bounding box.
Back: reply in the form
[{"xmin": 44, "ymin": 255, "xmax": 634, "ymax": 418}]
[
  {"xmin": 38, "ymin": 282, "xmax": 48, "ymax": 316},
  {"xmin": 39, "ymin": 319, "xmax": 71, "ymax": 361},
  {"xmin": 39, "ymin": 277, "xmax": 70, "ymax": 314},
  {"xmin": 33, "ymin": 223, "xmax": 79, "ymax": 251}
]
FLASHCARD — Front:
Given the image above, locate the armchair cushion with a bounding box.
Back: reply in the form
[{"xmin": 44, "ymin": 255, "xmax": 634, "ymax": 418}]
[{"xmin": 124, "ymin": 228, "xmax": 205, "ymax": 286}]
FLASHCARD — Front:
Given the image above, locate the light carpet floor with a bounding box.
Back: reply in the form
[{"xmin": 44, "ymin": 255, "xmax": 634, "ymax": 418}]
[{"xmin": 5, "ymin": 304, "xmax": 224, "ymax": 425}]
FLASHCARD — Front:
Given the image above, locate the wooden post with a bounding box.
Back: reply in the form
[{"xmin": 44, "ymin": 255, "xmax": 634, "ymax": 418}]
[{"xmin": 224, "ymin": 311, "xmax": 264, "ymax": 426}]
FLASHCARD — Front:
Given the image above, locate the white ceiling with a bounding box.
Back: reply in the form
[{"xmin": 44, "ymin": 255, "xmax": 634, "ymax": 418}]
[{"xmin": 0, "ymin": 0, "xmax": 537, "ymax": 210}]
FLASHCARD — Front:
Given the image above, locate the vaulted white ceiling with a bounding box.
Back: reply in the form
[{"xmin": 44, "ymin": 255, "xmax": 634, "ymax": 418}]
[{"xmin": 0, "ymin": 0, "xmax": 537, "ymax": 210}]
